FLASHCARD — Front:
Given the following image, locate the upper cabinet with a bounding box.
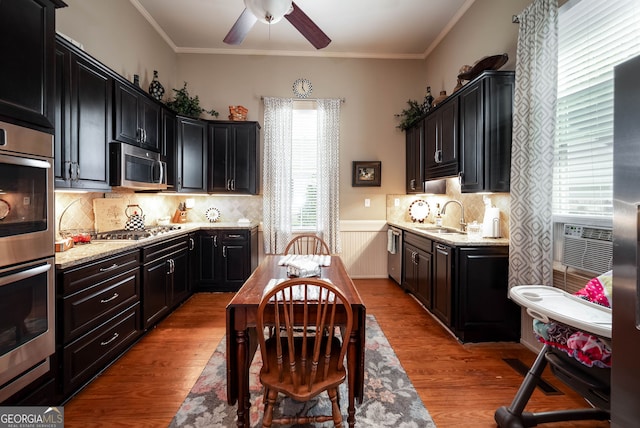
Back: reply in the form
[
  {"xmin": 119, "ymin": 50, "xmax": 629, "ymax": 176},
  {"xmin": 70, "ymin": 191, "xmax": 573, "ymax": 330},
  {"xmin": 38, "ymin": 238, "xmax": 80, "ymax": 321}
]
[
  {"xmin": 458, "ymin": 71, "xmax": 514, "ymax": 193},
  {"xmin": 113, "ymin": 80, "xmax": 161, "ymax": 152},
  {"xmin": 176, "ymin": 116, "xmax": 208, "ymax": 193},
  {"xmin": 0, "ymin": 0, "xmax": 66, "ymax": 132},
  {"xmin": 54, "ymin": 36, "xmax": 112, "ymax": 191},
  {"xmin": 424, "ymin": 97, "xmax": 458, "ymax": 180},
  {"xmin": 208, "ymin": 121, "xmax": 260, "ymax": 194},
  {"xmin": 405, "ymin": 119, "xmax": 424, "ymax": 193}
]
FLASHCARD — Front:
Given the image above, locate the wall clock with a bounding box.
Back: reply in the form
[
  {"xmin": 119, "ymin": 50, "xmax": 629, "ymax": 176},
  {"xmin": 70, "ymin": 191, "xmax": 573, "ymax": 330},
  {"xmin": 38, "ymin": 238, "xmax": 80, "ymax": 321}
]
[{"xmin": 293, "ymin": 78, "xmax": 313, "ymax": 98}]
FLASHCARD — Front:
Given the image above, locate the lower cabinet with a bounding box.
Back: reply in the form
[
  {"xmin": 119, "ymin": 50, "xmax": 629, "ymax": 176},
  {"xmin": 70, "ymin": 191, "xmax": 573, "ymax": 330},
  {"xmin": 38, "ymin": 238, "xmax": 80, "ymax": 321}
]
[
  {"xmin": 197, "ymin": 227, "xmax": 258, "ymax": 292},
  {"xmin": 141, "ymin": 234, "xmax": 190, "ymax": 329},
  {"xmin": 58, "ymin": 250, "xmax": 142, "ymax": 398},
  {"xmin": 402, "ymin": 233, "xmax": 433, "ymax": 309},
  {"xmin": 402, "ymin": 230, "xmax": 520, "ymax": 342}
]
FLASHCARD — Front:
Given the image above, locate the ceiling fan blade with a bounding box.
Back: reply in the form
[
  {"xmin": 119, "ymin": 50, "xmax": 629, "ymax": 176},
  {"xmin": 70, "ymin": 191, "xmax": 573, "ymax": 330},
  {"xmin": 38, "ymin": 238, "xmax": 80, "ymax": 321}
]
[
  {"xmin": 285, "ymin": 2, "xmax": 331, "ymax": 49},
  {"xmin": 223, "ymin": 7, "xmax": 258, "ymax": 45}
]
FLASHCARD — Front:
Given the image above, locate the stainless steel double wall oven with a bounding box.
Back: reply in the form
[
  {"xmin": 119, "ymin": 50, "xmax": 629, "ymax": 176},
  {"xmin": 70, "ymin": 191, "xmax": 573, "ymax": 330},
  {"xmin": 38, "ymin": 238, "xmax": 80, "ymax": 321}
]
[{"xmin": 0, "ymin": 121, "xmax": 55, "ymax": 401}]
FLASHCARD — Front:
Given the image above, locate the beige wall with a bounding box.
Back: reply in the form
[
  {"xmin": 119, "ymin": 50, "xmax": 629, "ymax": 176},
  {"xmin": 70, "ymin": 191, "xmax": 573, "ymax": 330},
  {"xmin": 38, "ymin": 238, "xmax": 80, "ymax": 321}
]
[
  {"xmin": 54, "ymin": 0, "xmax": 529, "ymax": 223},
  {"xmin": 56, "ymin": 0, "xmax": 178, "ymax": 92}
]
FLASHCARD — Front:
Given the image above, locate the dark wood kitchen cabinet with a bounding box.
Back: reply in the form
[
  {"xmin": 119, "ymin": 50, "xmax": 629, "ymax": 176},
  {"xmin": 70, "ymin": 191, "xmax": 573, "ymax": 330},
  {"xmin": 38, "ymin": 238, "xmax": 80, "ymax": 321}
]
[
  {"xmin": 402, "ymin": 232, "xmax": 433, "ymax": 308},
  {"xmin": 54, "ymin": 35, "xmax": 113, "ymax": 191},
  {"xmin": 425, "ymin": 97, "xmax": 458, "ymax": 180},
  {"xmin": 208, "ymin": 121, "xmax": 260, "ymax": 194},
  {"xmin": 141, "ymin": 234, "xmax": 190, "ymax": 329},
  {"xmin": 113, "ymin": 79, "xmax": 161, "ymax": 152},
  {"xmin": 405, "ymin": 119, "xmax": 425, "ymax": 193},
  {"xmin": 162, "ymin": 108, "xmax": 178, "ymax": 189},
  {"xmin": 57, "ymin": 250, "xmax": 142, "ymax": 398},
  {"xmin": 401, "ymin": 229, "xmax": 518, "ymax": 342},
  {"xmin": 0, "ymin": 0, "xmax": 66, "ymax": 131},
  {"xmin": 432, "ymin": 242, "xmax": 453, "ymax": 326},
  {"xmin": 176, "ymin": 116, "xmax": 208, "ymax": 193},
  {"xmin": 458, "ymin": 71, "xmax": 514, "ymax": 193},
  {"xmin": 197, "ymin": 228, "xmax": 258, "ymax": 291},
  {"xmin": 454, "ymin": 246, "xmax": 520, "ymax": 342}
]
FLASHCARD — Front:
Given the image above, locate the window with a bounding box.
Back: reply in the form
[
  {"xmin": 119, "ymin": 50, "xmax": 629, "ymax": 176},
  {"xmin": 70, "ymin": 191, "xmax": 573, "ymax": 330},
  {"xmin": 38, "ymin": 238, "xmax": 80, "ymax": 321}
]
[
  {"xmin": 291, "ymin": 102, "xmax": 318, "ymax": 230},
  {"xmin": 552, "ymin": 0, "xmax": 640, "ymax": 220}
]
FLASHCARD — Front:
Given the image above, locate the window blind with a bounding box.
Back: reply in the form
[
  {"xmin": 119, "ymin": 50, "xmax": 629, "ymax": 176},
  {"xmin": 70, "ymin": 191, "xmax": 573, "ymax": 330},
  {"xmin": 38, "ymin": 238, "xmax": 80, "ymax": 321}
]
[
  {"xmin": 552, "ymin": 0, "xmax": 640, "ymax": 219},
  {"xmin": 291, "ymin": 105, "xmax": 318, "ymax": 229}
]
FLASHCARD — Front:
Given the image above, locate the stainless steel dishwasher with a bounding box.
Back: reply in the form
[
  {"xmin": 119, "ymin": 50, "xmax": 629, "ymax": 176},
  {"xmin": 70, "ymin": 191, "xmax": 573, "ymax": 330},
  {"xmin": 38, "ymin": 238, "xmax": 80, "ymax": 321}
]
[{"xmin": 387, "ymin": 226, "xmax": 402, "ymax": 284}]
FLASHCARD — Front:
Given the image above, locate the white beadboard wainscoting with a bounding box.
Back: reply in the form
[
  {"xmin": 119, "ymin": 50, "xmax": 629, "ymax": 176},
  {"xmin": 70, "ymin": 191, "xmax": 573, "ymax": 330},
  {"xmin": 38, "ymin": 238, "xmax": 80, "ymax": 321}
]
[{"xmin": 339, "ymin": 220, "xmax": 389, "ymax": 279}]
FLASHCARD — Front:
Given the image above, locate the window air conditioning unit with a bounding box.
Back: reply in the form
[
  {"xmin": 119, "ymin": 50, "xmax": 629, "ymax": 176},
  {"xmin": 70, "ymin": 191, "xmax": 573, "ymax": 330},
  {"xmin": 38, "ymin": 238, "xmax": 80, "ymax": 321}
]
[{"xmin": 561, "ymin": 224, "xmax": 613, "ymax": 275}]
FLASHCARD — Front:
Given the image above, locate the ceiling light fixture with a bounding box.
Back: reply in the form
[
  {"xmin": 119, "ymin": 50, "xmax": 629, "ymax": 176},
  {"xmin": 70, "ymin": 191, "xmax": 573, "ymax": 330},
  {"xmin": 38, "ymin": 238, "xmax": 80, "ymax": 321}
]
[{"xmin": 244, "ymin": 0, "xmax": 293, "ymax": 24}]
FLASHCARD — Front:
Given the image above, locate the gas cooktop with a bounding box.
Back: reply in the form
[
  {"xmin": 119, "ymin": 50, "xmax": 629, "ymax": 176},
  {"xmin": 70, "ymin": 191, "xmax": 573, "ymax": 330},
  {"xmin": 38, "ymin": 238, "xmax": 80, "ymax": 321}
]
[{"xmin": 94, "ymin": 225, "xmax": 182, "ymax": 241}]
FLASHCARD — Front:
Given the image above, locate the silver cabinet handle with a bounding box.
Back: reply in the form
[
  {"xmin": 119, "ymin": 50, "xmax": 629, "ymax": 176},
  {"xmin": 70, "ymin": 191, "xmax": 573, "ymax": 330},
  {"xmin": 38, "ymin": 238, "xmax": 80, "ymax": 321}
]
[
  {"xmin": 75, "ymin": 162, "xmax": 80, "ymax": 181},
  {"xmin": 100, "ymin": 332, "xmax": 119, "ymax": 346},
  {"xmin": 223, "ymin": 246, "xmax": 227, "ymax": 258},
  {"xmin": 213, "ymin": 235, "xmax": 218, "ymax": 247},
  {"xmin": 228, "ymin": 234, "xmax": 242, "ymax": 238},
  {"xmin": 100, "ymin": 293, "xmax": 119, "ymax": 304},
  {"xmin": 189, "ymin": 237, "xmax": 195, "ymax": 251},
  {"xmin": 99, "ymin": 264, "xmax": 119, "ymax": 272}
]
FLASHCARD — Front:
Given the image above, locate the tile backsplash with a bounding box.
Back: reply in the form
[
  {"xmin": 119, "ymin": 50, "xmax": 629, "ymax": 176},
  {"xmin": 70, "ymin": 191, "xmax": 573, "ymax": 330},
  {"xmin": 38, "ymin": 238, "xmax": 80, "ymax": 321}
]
[
  {"xmin": 386, "ymin": 177, "xmax": 510, "ymax": 239},
  {"xmin": 55, "ymin": 190, "xmax": 263, "ymax": 238}
]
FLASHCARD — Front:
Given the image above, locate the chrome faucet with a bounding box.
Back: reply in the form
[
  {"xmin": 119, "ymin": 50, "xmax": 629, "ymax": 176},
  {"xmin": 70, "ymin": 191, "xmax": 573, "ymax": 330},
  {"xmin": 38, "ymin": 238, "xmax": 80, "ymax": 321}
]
[{"xmin": 441, "ymin": 200, "xmax": 466, "ymax": 231}]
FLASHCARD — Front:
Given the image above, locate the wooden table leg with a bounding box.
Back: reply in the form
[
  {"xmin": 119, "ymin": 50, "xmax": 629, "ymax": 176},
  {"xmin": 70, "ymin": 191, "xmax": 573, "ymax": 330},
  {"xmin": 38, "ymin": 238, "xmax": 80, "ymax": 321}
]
[
  {"xmin": 236, "ymin": 329, "xmax": 249, "ymax": 427},
  {"xmin": 347, "ymin": 331, "xmax": 357, "ymax": 428}
]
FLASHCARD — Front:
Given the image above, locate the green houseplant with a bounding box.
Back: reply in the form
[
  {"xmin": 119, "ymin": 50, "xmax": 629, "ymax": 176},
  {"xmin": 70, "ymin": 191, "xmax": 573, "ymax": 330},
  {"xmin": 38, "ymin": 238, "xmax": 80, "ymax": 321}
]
[
  {"xmin": 395, "ymin": 99, "xmax": 427, "ymax": 131},
  {"xmin": 166, "ymin": 82, "xmax": 219, "ymax": 118}
]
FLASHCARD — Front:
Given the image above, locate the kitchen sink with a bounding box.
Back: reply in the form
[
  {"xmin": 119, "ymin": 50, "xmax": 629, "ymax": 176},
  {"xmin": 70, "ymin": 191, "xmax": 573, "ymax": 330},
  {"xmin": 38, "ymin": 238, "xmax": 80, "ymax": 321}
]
[{"xmin": 414, "ymin": 226, "xmax": 466, "ymax": 235}]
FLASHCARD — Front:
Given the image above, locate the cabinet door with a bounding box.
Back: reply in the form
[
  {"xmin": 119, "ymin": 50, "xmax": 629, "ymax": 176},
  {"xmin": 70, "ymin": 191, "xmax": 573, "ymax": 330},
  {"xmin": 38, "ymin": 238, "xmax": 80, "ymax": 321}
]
[
  {"xmin": 139, "ymin": 96, "xmax": 161, "ymax": 152},
  {"xmin": 415, "ymin": 248, "xmax": 433, "ymax": 309},
  {"xmin": 54, "ymin": 43, "xmax": 72, "ymax": 186},
  {"xmin": 455, "ymin": 247, "xmax": 519, "ymax": 342},
  {"xmin": 425, "ymin": 99, "xmax": 459, "ymax": 180},
  {"xmin": 486, "ymin": 75, "xmax": 514, "ymax": 192},
  {"xmin": 70, "ymin": 55, "xmax": 112, "ymax": 190},
  {"xmin": 142, "ymin": 257, "xmax": 170, "ymax": 328},
  {"xmin": 170, "ymin": 247, "xmax": 190, "ymax": 308},
  {"xmin": 162, "ymin": 108, "xmax": 177, "ymax": 189},
  {"xmin": 209, "ymin": 123, "xmax": 231, "ymax": 192},
  {"xmin": 198, "ymin": 232, "xmax": 220, "ymax": 285},
  {"xmin": 433, "ymin": 243, "xmax": 452, "ymax": 326},
  {"xmin": 113, "ymin": 82, "xmax": 141, "ymax": 146},
  {"xmin": 459, "ymin": 83, "xmax": 484, "ymax": 192},
  {"xmin": 222, "ymin": 242, "xmax": 248, "ymax": 290},
  {"xmin": 402, "ymin": 244, "xmax": 417, "ymax": 293},
  {"xmin": 0, "ymin": 0, "xmax": 57, "ymax": 130},
  {"xmin": 232, "ymin": 123, "xmax": 259, "ymax": 194},
  {"xmin": 406, "ymin": 121, "xmax": 424, "ymax": 193},
  {"xmin": 177, "ymin": 117, "xmax": 207, "ymax": 192}
]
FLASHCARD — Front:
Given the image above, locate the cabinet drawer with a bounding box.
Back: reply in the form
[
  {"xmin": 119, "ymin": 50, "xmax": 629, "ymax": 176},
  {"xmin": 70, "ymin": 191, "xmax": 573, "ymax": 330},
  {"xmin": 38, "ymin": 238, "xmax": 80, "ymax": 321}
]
[
  {"xmin": 61, "ymin": 250, "xmax": 140, "ymax": 296},
  {"xmin": 141, "ymin": 234, "xmax": 189, "ymax": 264},
  {"xmin": 63, "ymin": 267, "xmax": 140, "ymax": 343},
  {"xmin": 221, "ymin": 230, "xmax": 248, "ymax": 241},
  {"xmin": 63, "ymin": 303, "xmax": 141, "ymax": 395},
  {"xmin": 404, "ymin": 231, "xmax": 432, "ymax": 253}
]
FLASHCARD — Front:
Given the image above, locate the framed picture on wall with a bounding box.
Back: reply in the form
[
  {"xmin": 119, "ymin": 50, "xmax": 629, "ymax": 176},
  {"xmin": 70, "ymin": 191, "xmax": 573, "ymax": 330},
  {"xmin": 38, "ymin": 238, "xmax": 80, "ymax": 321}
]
[{"xmin": 352, "ymin": 161, "xmax": 381, "ymax": 187}]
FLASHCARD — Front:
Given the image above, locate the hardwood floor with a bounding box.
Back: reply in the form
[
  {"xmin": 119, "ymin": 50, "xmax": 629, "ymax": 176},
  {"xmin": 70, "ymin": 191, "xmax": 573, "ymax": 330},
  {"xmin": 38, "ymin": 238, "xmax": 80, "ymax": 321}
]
[{"xmin": 63, "ymin": 278, "xmax": 609, "ymax": 427}]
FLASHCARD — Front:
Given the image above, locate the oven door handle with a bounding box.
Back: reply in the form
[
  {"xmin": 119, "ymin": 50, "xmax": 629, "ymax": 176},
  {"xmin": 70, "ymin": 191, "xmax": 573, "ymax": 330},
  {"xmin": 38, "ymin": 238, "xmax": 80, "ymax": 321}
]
[
  {"xmin": 0, "ymin": 153, "xmax": 51, "ymax": 170},
  {"xmin": 0, "ymin": 263, "xmax": 51, "ymax": 288}
]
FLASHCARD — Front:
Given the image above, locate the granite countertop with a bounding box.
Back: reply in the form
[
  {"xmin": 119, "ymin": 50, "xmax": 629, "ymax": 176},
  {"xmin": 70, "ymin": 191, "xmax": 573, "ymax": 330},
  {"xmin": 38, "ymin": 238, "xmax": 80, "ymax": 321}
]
[
  {"xmin": 55, "ymin": 221, "xmax": 259, "ymax": 270},
  {"xmin": 388, "ymin": 221, "xmax": 509, "ymax": 247}
]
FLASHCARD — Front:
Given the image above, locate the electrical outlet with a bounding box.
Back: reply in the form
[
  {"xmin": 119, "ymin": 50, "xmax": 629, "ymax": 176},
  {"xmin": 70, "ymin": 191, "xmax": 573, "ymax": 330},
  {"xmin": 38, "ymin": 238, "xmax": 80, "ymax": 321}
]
[
  {"xmin": 394, "ymin": 198, "xmax": 400, "ymax": 207},
  {"xmin": 23, "ymin": 197, "xmax": 30, "ymax": 206},
  {"xmin": 364, "ymin": 198, "xmax": 370, "ymax": 207}
]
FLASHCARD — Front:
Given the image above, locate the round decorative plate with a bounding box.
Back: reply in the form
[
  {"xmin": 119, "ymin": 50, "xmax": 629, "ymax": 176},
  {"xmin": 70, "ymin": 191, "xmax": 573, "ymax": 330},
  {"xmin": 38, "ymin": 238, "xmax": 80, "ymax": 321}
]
[
  {"xmin": 409, "ymin": 199, "xmax": 430, "ymax": 223},
  {"xmin": 0, "ymin": 199, "xmax": 10, "ymax": 220},
  {"xmin": 205, "ymin": 207, "xmax": 220, "ymax": 222}
]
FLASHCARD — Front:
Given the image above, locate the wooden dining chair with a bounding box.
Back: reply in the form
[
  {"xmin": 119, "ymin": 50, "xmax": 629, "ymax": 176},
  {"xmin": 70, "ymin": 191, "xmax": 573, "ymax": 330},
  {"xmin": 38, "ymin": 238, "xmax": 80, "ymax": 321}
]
[
  {"xmin": 284, "ymin": 234, "xmax": 330, "ymax": 255},
  {"xmin": 256, "ymin": 278, "xmax": 354, "ymax": 427}
]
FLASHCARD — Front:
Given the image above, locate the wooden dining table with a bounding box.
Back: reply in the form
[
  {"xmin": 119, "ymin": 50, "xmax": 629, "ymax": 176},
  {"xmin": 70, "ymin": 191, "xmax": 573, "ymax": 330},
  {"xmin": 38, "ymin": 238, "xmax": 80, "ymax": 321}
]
[{"xmin": 226, "ymin": 254, "xmax": 366, "ymax": 428}]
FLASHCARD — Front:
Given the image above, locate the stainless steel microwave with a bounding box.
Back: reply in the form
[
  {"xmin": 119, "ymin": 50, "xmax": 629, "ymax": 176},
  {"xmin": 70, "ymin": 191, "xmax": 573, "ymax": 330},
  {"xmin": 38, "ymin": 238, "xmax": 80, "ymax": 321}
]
[{"xmin": 109, "ymin": 142, "xmax": 167, "ymax": 191}]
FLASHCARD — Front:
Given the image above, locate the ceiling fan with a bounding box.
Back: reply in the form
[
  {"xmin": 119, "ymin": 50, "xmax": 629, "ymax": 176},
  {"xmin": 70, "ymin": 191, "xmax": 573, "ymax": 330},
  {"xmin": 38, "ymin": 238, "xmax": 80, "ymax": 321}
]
[{"xmin": 223, "ymin": 0, "xmax": 331, "ymax": 49}]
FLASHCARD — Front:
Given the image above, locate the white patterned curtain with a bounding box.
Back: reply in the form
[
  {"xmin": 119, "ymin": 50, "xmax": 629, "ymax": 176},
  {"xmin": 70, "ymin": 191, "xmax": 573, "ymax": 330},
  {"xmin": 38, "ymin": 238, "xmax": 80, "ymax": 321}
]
[
  {"xmin": 316, "ymin": 99, "xmax": 342, "ymax": 253},
  {"xmin": 262, "ymin": 97, "xmax": 293, "ymax": 254},
  {"xmin": 509, "ymin": 0, "xmax": 558, "ymax": 287}
]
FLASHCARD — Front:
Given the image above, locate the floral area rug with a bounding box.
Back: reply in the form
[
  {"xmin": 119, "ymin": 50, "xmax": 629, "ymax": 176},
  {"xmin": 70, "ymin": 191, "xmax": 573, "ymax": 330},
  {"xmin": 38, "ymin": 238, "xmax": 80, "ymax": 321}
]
[{"xmin": 169, "ymin": 315, "xmax": 435, "ymax": 427}]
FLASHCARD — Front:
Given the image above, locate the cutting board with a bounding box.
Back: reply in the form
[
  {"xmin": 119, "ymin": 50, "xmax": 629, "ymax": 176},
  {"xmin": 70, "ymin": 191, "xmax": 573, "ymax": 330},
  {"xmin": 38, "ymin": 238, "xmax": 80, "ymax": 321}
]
[{"xmin": 93, "ymin": 198, "xmax": 128, "ymax": 232}]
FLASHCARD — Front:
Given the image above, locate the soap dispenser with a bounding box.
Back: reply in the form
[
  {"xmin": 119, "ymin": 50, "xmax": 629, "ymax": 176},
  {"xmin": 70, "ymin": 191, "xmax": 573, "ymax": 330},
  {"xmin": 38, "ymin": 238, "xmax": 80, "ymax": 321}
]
[
  {"xmin": 482, "ymin": 196, "xmax": 501, "ymax": 238},
  {"xmin": 435, "ymin": 203, "xmax": 442, "ymax": 227}
]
